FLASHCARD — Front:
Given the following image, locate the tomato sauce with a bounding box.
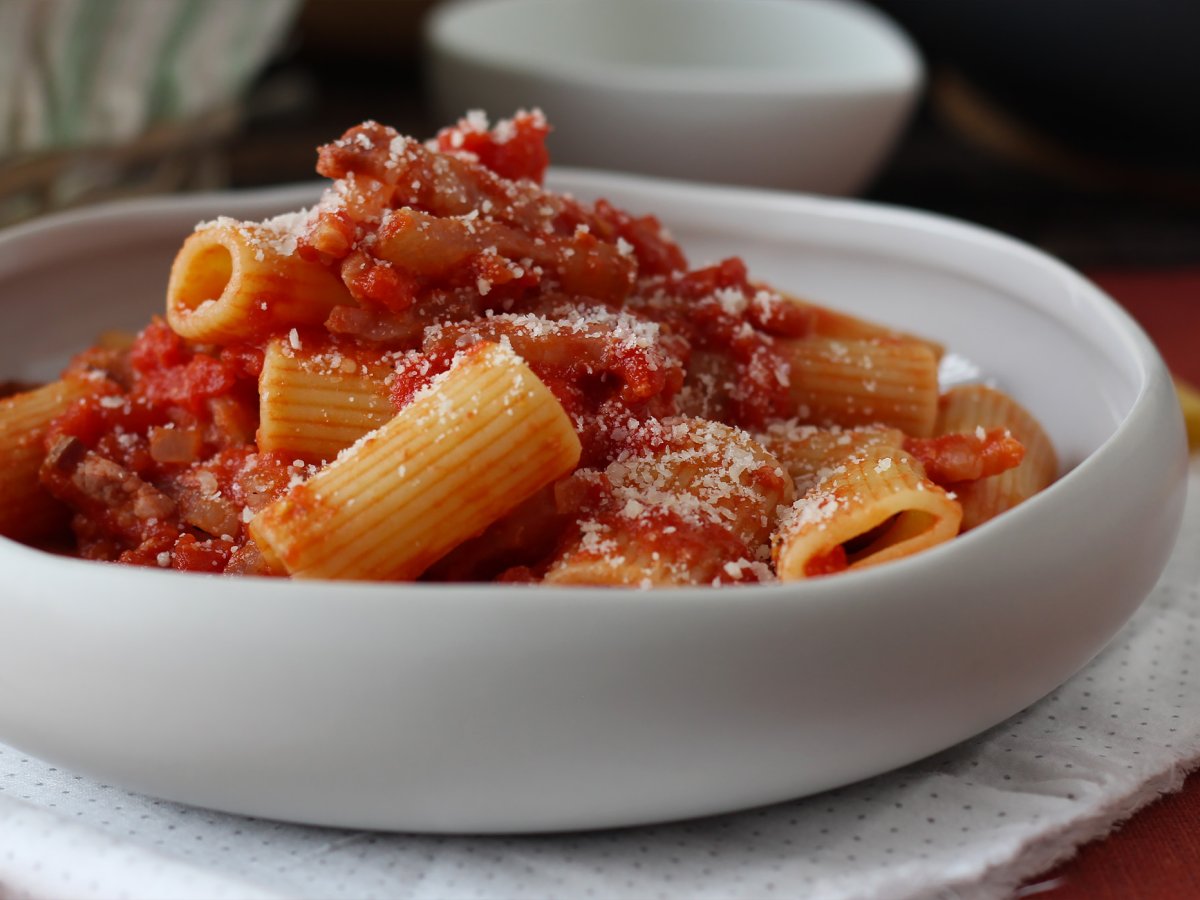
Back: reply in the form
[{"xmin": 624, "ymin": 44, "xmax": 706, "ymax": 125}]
[
  {"xmin": 904, "ymin": 428, "xmax": 1025, "ymax": 485},
  {"xmin": 803, "ymin": 545, "xmax": 849, "ymax": 577}
]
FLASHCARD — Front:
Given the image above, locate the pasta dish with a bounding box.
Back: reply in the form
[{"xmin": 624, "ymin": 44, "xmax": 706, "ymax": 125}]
[{"xmin": 0, "ymin": 112, "xmax": 1056, "ymax": 585}]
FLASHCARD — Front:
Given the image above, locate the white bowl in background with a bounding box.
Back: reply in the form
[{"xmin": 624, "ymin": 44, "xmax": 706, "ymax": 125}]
[
  {"xmin": 425, "ymin": 0, "xmax": 923, "ymax": 194},
  {"xmin": 0, "ymin": 174, "xmax": 1186, "ymax": 832}
]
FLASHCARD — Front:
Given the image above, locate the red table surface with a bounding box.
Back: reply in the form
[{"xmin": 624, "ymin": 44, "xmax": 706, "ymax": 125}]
[{"xmin": 1023, "ymin": 267, "xmax": 1200, "ymax": 898}]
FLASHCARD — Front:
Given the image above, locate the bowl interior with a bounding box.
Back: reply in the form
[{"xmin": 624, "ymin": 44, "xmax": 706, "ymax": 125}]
[{"xmin": 430, "ymin": 0, "xmax": 918, "ymax": 88}]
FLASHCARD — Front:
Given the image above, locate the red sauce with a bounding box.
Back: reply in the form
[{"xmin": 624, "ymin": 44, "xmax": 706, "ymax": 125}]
[
  {"xmin": 40, "ymin": 318, "xmax": 294, "ymax": 571},
  {"xmin": 629, "ymin": 258, "xmax": 812, "ymax": 427},
  {"xmin": 904, "ymin": 428, "xmax": 1025, "ymax": 485},
  {"xmin": 434, "ymin": 110, "xmax": 551, "ymax": 184},
  {"xmin": 804, "ymin": 545, "xmax": 849, "ymax": 577},
  {"xmin": 590, "ymin": 199, "xmax": 687, "ymax": 278}
]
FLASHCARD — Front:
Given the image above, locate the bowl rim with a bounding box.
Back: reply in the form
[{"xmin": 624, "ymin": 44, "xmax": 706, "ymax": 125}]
[{"xmin": 425, "ymin": 0, "xmax": 925, "ymax": 97}]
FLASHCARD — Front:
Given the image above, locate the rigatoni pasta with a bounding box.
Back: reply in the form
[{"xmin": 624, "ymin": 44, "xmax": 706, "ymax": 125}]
[
  {"xmin": 167, "ymin": 215, "xmax": 354, "ymax": 343},
  {"xmin": 0, "ymin": 376, "xmax": 107, "ymax": 541},
  {"xmin": 544, "ymin": 419, "xmax": 792, "ymax": 587},
  {"xmin": 250, "ymin": 341, "xmax": 581, "ymax": 580},
  {"xmin": 1, "ymin": 111, "xmax": 1056, "ymax": 584},
  {"xmin": 257, "ymin": 337, "xmax": 395, "ymax": 463},
  {"xmin": 934, "ymin": 385, "xmax": 1057, "ymax": 531},
  {"xmin": 778, "ymin": 337, "xmax": 940, "ymax": 437},
  {"xmin": 772, "ymin": 439, "xmax": 962, "ymax": 580}
]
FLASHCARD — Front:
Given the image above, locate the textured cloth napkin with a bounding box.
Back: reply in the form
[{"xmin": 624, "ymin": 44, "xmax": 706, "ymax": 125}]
[{"xmin": 2, "ymin": 461, "xmax": 1197, "ymax": 900}]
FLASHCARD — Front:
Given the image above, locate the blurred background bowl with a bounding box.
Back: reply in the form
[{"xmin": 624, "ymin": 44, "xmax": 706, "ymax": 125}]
[{"xmin": 425, "ymin": 0, "xmax": 923, "ymax": 194}]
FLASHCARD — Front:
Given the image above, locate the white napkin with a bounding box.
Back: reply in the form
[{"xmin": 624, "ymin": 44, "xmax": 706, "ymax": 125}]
[{"xmin": 3, "ymin": 461, "xmax": 1198, "ymax": 900}]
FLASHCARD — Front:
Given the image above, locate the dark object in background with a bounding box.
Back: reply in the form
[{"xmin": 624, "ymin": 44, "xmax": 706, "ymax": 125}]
[
  {"xmin": 878, "ymin": 0, "xmax": 1200, "ymax": 170},
  {"xmin": 296, "ymin": 0, "xmax": 435, "ymax": 58}
]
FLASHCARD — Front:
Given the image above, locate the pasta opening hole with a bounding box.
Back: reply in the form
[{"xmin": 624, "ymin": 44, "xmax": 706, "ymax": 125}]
[
  {"xmin": 846, "ymin": 511, "xmax": 935, "ymax": 565},
  {"xmin": 176, "ymin": 244, "xmax": 233, "ymax": 313}
]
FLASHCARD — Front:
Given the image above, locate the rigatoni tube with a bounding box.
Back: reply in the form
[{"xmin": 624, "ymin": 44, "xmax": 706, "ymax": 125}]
[
  {"xmin": 773, "ymin": 443, "xmax": 962, "ymax": 580},
  {"xmin": 167, "ymin": 215, "xmax": 353, "ymax": 344},
  {"xmin": 543, "ymin": 419, "xmax": 793, "ymax": 587},
  {"xmin": 779, "ymin": 337, "xmax": 939, "ymax": 437},
  {"xmin": 757, "ymin": 421, "xmax": 904, "ymax": 494},
  {"xmin": 257, "ymin": 339, "xmax": 395, "ymax": 463},
  {"xmin": 0, "ymin": 377, "xmax": 105, "ymax": 541},
  {"xmin": 935, "ymin": 385, "xmax": 1057, "ymax": 530},
  {"xmin": 250, "ymin": 341, "xmax": 582, "ymax": 580}
]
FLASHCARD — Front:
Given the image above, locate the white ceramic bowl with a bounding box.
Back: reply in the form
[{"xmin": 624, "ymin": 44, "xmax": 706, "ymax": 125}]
[
  {"xmin": 0, "ymin": 174, "xmax": 1186, "ymax": 833},
  {"xmin": 425, "ymin": 0, "xmax": 923, "ymax": 194}
]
